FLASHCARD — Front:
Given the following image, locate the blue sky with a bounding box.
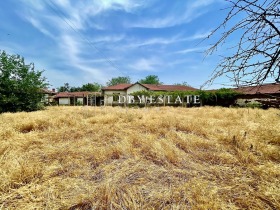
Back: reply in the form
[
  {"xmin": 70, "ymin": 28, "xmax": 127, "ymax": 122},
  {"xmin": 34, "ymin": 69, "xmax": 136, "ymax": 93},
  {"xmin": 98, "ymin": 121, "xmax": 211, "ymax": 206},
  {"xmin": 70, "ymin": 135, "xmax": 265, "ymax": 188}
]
[{"xmin": 0, "ymin": 0, "xmax": 237, "ymax": 89}]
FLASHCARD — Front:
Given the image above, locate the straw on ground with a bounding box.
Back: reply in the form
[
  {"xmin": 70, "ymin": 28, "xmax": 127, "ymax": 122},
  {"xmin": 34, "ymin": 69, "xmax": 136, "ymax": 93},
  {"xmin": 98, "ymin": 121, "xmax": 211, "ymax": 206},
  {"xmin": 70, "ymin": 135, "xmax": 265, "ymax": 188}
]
[{"xmin": 0, "ymin": 106, "xmax": 279, "ymax": 209}]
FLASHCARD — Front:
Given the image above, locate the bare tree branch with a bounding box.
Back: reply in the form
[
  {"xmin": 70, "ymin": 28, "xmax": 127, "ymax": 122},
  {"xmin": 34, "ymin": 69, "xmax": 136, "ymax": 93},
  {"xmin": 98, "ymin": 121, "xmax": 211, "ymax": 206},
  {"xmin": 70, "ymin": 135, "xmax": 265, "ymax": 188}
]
[{"xmin": 204, "ymin": 0, "xmax": 280, "ymax": 87}]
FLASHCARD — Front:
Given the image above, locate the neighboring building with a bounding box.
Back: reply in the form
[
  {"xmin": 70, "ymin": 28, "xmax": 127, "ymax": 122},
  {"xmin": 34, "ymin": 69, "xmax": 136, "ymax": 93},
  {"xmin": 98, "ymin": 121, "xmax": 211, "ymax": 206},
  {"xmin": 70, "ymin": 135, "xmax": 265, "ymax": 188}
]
[
  {"xmin": 41, "ymin": 89, "xmax": 56, "ymax": 105},
  {"xmin": 102, "ymin": 82, "xmax": 198, "ymax": 105},
  {"xmin": 54, "ymin": 91, "xmax": 102, "ymax": 106},
  {"xmin": 233, "ymin": 83, "xmax": 280, "ymax": 108}
]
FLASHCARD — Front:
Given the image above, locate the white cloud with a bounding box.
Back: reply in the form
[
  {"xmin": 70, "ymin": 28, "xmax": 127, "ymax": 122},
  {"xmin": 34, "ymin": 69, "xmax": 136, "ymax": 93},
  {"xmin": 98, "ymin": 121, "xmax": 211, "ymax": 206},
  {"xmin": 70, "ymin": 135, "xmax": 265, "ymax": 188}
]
[
  {"xmin": 16, "ymin": 0, "xmax": 129, "ymax": 84},
  {"xmin": 185, "ymin": 30, "xmax": 212, "ymax": 40},
  {"xmin": 128, "ymin": 0, "xmax": 221, "ymax": 28},
  {"xmin": 123, "ymin": 30, "xmax": 211, "ymax": 50},
  {"xmin": 129, "ymin": 58, "xmax": 161, "ymax": 71},
  {"xmin": 10, "ymin": 0, "xmax": 224, "ymax": 87},
  {"xmin": 174, "ymin": 47, "xmax": 207, "ymax": 54},
  {"xmin": 130, "ymin": 34, "xmax": 182, "ymax": 47},
  {"xmin": 93, "ymin": 34, "xmax": 126, "ymax": 43},
  {"xmin": 58, "ymin": 34, "xmax": 121, "ymax": 84},
  {"xmin": 50, "ymin": 0, "xmax": 150, "ymax": 26},
  {"xmin": 26, "ymin": 17, "xmax": 56, "ymax": 39},
  {"xmin": 95, "ymin": 0, "xmax": 138, "ymax": 12}
]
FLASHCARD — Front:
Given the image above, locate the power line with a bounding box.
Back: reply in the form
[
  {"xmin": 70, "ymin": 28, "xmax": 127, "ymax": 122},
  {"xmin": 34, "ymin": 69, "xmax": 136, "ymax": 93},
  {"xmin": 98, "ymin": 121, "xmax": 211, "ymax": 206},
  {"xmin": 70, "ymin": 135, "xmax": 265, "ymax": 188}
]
[{"xmin": 46, "ymin": 0, "xmax": 124, "ymax": 75}]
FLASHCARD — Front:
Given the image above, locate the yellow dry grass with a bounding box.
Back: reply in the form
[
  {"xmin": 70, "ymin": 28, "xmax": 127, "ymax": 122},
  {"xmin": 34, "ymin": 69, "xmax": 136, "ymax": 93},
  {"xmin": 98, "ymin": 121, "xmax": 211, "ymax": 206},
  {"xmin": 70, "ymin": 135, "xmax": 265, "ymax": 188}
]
[{"xmin": 0, "ymin": 106, "xmax": 279, "ymax": 210}]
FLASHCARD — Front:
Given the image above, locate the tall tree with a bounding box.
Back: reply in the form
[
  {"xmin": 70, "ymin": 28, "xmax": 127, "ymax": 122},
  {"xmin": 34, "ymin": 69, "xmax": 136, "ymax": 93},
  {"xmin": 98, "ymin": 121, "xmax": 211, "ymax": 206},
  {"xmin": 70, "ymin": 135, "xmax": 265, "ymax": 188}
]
[
  {"xmin": 57, "ymin": 82, "xmax": 102, "ymax": 92},
  {"xmin": 57, "ymin": 83, "xmax": 70, "ymax": 92},
  {"xmin": 206, "ymin": 0, "xmax": 280, "ymax": 87},
  {"xmin": 106, "ymin": 76, "xmax": 131, "ymax": 86},
  {"xmin": 0, "ymin": 50, "xmax": 48, "ymax": 113},
  {"xmin": 139, "ymin": 75, "xmax": 162, "ymax": 84},
  {"xmin": 69, "ymin": 86, "xmax": 81, "ymax": 92},
  {"xmin": 173, "ymin": 81, "xmax": 192, "ymax": 87},
  {"xmin": 80, "ymin": 82, "xmax": 102, "ymax": 91}
]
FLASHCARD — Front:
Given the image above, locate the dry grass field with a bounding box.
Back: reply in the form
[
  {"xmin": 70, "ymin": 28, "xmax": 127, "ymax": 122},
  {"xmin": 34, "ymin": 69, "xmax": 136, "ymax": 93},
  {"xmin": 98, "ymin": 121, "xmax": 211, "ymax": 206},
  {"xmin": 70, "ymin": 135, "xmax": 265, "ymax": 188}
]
[{"xmin": 0, "ymin": 106, "xmax": 279, "ymax": 210}]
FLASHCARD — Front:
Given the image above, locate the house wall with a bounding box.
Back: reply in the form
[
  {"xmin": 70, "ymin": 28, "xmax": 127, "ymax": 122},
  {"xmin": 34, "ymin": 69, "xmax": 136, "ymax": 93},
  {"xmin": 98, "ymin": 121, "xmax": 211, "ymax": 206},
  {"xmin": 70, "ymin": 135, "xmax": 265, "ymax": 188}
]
[
  {"xmin": 59, "ymin": 98, "xmax": 70, "ymax": 105},
  {"xmin": 127, "ymin": 83, "xmax": 147, "ymax": 94},
  {"xmin": 103, "ymin": 90, "xmax": 126, "ymax": 105},
  {"xmin": 103, "ymin": 84, "xmax": 148, "ymax": 105}
]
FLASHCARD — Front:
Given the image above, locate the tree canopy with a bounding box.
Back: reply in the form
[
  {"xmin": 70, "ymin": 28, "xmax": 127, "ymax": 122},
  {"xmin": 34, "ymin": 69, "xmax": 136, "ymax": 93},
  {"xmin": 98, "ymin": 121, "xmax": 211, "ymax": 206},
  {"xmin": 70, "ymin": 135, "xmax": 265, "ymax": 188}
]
[
  {"xmin": 106, "ymin": 76, "xmax": 131, "ymax": 86},
  {"xmin": 0, "ymin": 50, "xmax": 47, "ymax": 113},
  {"xmin": 173, "ymin": 81, "xmax": 192, "ymax": 87},
  {"xmin": 139, "ymin": 75, "xmax": 162, "ymax": 84},
  {"xmin": 80, "ymin": 82, "xmax": 102, "ymax": 92},
  {"xmin": 57, "ymin": 83, "xmax": 70, "ymax": 92},
  {"xmin": 206, "ymin": 0, "xmax": 280, "ymax": 87},
  {"xmin": 57, "ymin": 82, "xmax": 102, "ymax": 92}
]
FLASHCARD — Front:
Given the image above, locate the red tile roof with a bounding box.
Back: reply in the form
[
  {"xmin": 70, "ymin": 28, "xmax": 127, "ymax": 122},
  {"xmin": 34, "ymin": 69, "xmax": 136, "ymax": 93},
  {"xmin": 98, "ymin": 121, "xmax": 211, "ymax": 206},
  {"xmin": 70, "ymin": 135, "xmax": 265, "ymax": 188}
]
[
  {"xmin": 102, "ymin": 83, "xmax": 198, "ymax": 91},
  {"xmin": 54, "ymin": 91, "xmax": 101, "ymax": 98},
  {"xmin": 233, "ymin": 83, "xmax": 280, "ymax": 95},
  {"xmin": 144, "ymin": 84, "xmax": 197, "ymax": 91},
  {"xmin": 101, "ymin": 83, "xmax": 133, "ymax": 91},
  {"xmin": 140, "ymin": 84, "xmax": 163, "ymax": 91}
]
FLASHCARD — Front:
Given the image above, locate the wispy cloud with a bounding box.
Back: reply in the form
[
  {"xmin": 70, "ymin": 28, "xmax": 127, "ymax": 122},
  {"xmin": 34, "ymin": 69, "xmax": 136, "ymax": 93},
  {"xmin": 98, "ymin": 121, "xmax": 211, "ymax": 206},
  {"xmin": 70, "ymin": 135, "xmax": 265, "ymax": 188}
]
[
  {"xmin": 125, "ymin": 34, "xmax": 182, "ymax": 48},
  {"xmin": 129, "ymin": 58, "xmax": 161, "ymax": 71},
  {"xmin": 51, "ymin": 0, "xmax": 150, "ymax": 24},
  {"xmin": 174, "ymin": 47, "xmax": 207, "ymax": 54},
  {"xmin": 15, "ymin": 0, "xmax": 127, "ymax": 84},
  {"xmin": 185, "ymin": 30, "xmax": 212, "ymax": 40},
  {"xmin": 91, "ymin": 0, "xmax": 148, "ymax": 13},
  {"xmin": 4, "ymin": 0, "xmax": 226, "ymax": 87},
  {"xmin": 58, "ymin": 34, "xmax": 117, "ymax": 84},
  {"xmin": 128, "ymin": 0, "xmax": 221, "ymax": 28},
  {"xmin": 93, "ymin": 34, "xmax": 126, "ymax": 44},
  {"xmin": 25, "ymin": 16, "xmax": 56, "ymax": 39},
  {"xmin": 123, "ymin": 30, "xmax": 211, "ymax": 49}
]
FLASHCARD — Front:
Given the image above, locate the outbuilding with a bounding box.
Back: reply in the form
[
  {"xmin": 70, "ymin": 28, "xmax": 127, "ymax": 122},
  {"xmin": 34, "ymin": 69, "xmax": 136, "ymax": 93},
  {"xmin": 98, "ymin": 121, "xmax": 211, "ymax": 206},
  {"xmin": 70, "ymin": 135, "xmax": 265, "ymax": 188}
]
[
  {"xmin": 234, "ymin": 83, "xmax": 280, "ymax": 108},
  {"xmin": 54, "ymin": 91, "xmax": 102, "ymax": 106}
]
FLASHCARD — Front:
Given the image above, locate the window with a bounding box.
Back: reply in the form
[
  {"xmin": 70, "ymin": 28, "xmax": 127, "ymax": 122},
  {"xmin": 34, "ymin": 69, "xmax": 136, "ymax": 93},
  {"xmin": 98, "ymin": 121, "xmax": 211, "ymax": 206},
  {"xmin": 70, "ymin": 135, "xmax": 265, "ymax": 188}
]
[{"xmin": 113, "ymin": 93, "xmax": 120, "ymax": 101}]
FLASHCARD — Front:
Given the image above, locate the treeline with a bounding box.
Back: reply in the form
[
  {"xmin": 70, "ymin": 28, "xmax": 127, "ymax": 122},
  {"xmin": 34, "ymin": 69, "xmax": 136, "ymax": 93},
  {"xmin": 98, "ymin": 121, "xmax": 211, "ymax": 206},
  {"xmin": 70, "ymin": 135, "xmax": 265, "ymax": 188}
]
[
  {"xmin": 57, "ymin": 82, "xmax": 102, "ymax": 92},
  {"xmin": 131, "ymin": 88, "xmax": 240, "ymax": 107}
]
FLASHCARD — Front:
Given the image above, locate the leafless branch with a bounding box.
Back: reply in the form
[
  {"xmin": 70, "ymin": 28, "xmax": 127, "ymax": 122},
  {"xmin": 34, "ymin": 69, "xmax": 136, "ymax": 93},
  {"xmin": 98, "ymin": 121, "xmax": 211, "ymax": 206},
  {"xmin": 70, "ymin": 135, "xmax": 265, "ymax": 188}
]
[{"xmin": 204, "ymin": 0, "xmax": 280, "ymax": 87}]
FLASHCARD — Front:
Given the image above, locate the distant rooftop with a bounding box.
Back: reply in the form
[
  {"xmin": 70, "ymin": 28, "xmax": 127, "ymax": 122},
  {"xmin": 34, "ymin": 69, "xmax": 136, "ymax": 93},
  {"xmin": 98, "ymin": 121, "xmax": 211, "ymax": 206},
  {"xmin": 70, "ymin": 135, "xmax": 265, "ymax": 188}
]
[
  {"xmin": 102, "ymin": 82, "xmax": 197, "ymax": 91},
  {"xmin": 54, "ymin": 91, "xmax": 101, "ymax": 98},
  {"xmin": 233, "ymin": 83, "xmax": 280, "ymax": 95}
]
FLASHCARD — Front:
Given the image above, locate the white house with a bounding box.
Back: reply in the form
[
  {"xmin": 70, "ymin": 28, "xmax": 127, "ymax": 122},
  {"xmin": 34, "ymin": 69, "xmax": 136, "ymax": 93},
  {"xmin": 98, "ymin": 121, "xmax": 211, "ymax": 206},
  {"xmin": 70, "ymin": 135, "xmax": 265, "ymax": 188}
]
[{"xmin": 102, "ymin": 82, "xmax": 198, "ymax": 105}]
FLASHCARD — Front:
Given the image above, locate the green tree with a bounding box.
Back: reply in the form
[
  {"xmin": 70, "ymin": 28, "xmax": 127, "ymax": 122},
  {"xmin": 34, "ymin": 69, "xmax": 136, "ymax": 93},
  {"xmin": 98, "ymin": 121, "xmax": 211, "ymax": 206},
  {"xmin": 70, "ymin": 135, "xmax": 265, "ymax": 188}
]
[
  {"xmin": 173, "ymin": 81, "xmax": 192, "ymax": 87},
  {"xmin": 70, "ymin": 86, "xmax": 81, "ymax": 92},
  {"xmin": 57, "ymin": 83, "xmax": 70, "ymax": 92},
  {"xmin": 58, "ymin": 82, "xmax": 102, "ymax": 92},
  {"xmin": 106, "ymin": 76, "xmax": 131, "ymax": 86},
  {"xmin": 0, "ymin": 50, "xmax": 48, "ymax": 113},
  {"xmin": 80, "ymin": 82, "xmax": 102, "ymax": 92},
  {"xmin": 139, "ymin": 75, "xmax": 162, "ymax": 84}
]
